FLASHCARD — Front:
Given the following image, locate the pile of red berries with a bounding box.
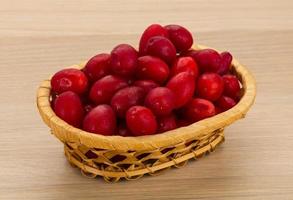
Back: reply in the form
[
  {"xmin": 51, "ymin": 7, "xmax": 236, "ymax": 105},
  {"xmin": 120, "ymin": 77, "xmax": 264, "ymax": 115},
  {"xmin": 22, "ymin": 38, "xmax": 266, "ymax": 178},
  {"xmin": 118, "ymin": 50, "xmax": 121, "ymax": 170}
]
[{"xmin": 51, "ymin": 24, "xmax": 241, "ymax": 137}]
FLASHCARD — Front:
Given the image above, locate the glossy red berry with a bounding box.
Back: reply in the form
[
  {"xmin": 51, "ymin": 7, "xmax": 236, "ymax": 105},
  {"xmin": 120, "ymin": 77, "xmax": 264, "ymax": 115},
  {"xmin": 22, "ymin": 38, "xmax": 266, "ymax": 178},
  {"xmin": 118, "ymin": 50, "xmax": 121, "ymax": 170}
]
[
  {"xmin": 133, "ymin": 80, "xmax": 159, "ymax": 94},
  {"xmin": 83, "ymin": 104, "xmax": 116, "ymax": 135},
  {"xmin": 222, "ymin": 74, "xmax": 241, "ymax": 100},
  {"xmin": 111, "ymin": 86, "xmax": 145, "ymax": 118},
  {"xmin": 139, "ymin": 24, "xmax": 168, "ymax": 55},
  {"xmin": 53, "ymin": 91, "xmax": 84, "ymax": 128},
  {"xmin": 83, "ymin": 53, "xmax": 111, "ymax": 82},
  {"xmin": 158, "ymin": 114, "xmax": 177, "ymax": 133},
  {"xmin": 184, "ymin": 98, "xmax": 216, "ymax": 122},
  {"xmin": 110, "ymin": 44, "xmax": 138, "ymax": 77},
  {"xmin": 89, "ymin": 75, "xmax": 128, "ymax": 104},
  {"xmin": 216, "ymin": 96, "xmax": 237, "ymax": 111},
  {"xmin": 145, "ymin": 36, "xmax": 176, "ymax": 64},
  {"xmin": 191, "ymin": 49, "xmax": 221, "ymax": 73},
  {"xmin": 164, "ymin": 24, "xmax": 193, "ymax": 52},
  {"xmin": 183, "ymin": 49, "xmax": 233, "ymax": 75},
  {"xmin": 218, "ymin": 52, "xmax": 232, "ymax": 75},
  {"xmin": 126, "ymin": 106, "xmax": 157, "ymax": 136},
  {"xmin": 137, "ymin": 56, "xmax": 170, "ymax": 84},
  {"xmin": 171, "ymin": 56, "xmax": 199, "ymax": 78},
  {"xmin": 51, "ymin": 68, "xmax": 88, "ymax": 95},
  {"xmin": 197, "ymin": 73, "xmax": 224, "ymax": 101},
  {"xmin": 145, "ymin": 87, "xmax": 175, "ymax": 116},
  {"xmin": 167, "ymin": 72, "xmax": 195, "ymax": 108}
]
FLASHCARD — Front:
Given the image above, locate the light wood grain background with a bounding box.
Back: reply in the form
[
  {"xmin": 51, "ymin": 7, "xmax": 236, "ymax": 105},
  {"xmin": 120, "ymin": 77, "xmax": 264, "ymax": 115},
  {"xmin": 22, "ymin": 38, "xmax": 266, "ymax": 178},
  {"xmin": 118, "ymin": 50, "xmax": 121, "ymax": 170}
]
[{"xmin": 1, "ymin": 0, "xmax": 293, "ymax": 199}]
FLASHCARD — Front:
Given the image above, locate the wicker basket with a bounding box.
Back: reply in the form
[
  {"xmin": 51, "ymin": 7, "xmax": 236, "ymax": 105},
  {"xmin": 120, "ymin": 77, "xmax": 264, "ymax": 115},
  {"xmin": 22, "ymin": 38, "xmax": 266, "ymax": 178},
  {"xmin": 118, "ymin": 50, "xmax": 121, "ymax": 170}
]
[{"xmin": 36, "ymin": 45, "xmax": 256, "ymax": 182}]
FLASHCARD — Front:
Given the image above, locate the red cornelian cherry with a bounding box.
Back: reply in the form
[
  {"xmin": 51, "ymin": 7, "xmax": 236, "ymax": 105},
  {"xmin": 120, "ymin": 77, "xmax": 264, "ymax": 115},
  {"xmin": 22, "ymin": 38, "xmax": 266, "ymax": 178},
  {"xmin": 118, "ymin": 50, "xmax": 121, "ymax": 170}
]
[
  {"xmin": 218, "ymin": 52, "xmax": 232, "ymax": 75},
  {"xmin": 51, "ymin": 68, "xmax": 88, "ymax": 95},
  {"xmin": 184, "ymin": 98, "xmax": 216, "ymax": 122},
  {"xmin": 145, "ymin": 36, "xmax": 177, "ymax": 64},
  {"xmin": 158, "ymin": 114, "xmax": 177, "ymax": 133},
  {"xmin": 139, "ymin": 24, "xmax": 168, "ymax": 55},
  {"xmin": 111, "ymin": 86, "xmax": 145, "ymax": 118},
  {"xmin": 83, "ymin": 104, "xmax": 116, "ymax": 136},
  {"xmin": 171, "ymin": 56, "xmax": 199, "ymax": 78},
  {"xmin": 89, "ymin": 75, "xmax": 128, "ymax": 104},
  {"xmin": 54, "ymin": 91, "xmax": 84, "ymax": 128},
  {"xmin": 197, "ymin": 73, "xmax": 224, "ymax": 101},
  {"xmin": 216, "ymin": 96, "xmax": 237, "ymax": 111},
  {"xmin": 126, "ymin": 106, "xmax": 157, "ymax": 136},
  {"xmin": 184, "ymin": 49, "xmax": 232, "ymax": 75},
  {"xmin": 167, "ymin": 72, "xmax": 195, "ymax": 108},
  {"xmin": 222, "ymin": 74, "xmax": 241, "ymax": 100},
  {"xmin": 133, "ymin": 80, "xmax": 159, "ymax": 94},
  {"xmin": 136, "ymin": 56, "xmax": 170, "ymax": 84},
  {"xmin": 110, "ymin": 44, "xmax": 138, "ymax": 77},
  {"xmin": 191, "ymin": 49, "xmax": 221, "ymax": 73},
  {"xmin": 145, "ymin": 87, "xmax": 175, "ymax": 116},
  {"xmin": 164, "ymin": 24, "xmax": 193, "ymax": 52},
  {"xmin": 83, "ymin": 53, "xmax": 111, "ymax": 82}
]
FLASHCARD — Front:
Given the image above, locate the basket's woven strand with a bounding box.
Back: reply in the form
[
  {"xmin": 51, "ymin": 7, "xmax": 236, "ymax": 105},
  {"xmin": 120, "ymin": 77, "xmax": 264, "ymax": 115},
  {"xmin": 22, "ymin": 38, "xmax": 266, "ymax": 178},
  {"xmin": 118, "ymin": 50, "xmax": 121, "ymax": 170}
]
[
  {"xmin": 36, "ymin": 45, "xmax": 256, "ymax": 181},
  {"xmin": 64, "ymin": 129, "xmax": 225, "ymax": 181}
]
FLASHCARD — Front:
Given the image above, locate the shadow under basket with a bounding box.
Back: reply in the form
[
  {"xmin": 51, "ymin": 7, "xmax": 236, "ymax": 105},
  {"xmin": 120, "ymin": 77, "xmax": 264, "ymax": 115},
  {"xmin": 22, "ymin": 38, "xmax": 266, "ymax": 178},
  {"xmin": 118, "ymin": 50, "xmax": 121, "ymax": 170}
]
[{"xmin": 36, "ymin": 45, "xmax": 256, "ymax": 182}]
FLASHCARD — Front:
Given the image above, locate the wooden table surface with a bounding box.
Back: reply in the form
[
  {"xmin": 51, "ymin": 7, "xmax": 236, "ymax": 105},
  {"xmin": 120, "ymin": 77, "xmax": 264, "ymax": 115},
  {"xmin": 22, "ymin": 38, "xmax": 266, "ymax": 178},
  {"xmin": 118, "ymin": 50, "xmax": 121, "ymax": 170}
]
[{"xmin": 1, "ymin": 0, "xmax": 293, "ymax": 199}]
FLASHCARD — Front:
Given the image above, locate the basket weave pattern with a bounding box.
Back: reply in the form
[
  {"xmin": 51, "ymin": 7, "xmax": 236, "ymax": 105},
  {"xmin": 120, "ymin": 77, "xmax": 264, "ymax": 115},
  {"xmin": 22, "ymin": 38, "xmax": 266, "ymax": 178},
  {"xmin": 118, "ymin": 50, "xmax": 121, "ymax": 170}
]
[
  {"xmin": 37, "ymin": 45, "xmax": 256, "ymax": 182},
  {"xmin": 64, "ymin": 128, "xmax": 224, "ymax": 182}
]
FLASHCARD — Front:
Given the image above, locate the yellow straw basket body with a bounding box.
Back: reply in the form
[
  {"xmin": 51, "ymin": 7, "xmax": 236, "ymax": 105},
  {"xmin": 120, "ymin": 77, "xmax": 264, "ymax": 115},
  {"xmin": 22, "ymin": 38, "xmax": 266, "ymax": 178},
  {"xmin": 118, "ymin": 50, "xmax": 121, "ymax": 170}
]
[{"xmin": 36, "ymin": 45, "xmax": 256, "ymax": 182}]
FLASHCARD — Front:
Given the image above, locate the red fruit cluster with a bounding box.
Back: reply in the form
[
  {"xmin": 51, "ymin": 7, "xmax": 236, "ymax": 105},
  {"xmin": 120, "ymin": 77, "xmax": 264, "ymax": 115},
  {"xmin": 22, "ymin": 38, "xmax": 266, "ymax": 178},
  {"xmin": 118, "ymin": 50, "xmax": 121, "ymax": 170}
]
[{"xmin": 51, "ymin": 24, "xmax": 242, "ymax": 137}]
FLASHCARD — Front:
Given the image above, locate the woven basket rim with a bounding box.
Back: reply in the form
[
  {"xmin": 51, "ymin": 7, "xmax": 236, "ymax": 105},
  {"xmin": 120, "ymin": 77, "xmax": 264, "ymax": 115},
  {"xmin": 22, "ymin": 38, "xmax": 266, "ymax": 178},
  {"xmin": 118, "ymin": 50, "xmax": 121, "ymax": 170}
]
[{"xmin": 36, "ymin": 45, "xmax": 256, "ymax": 151}]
